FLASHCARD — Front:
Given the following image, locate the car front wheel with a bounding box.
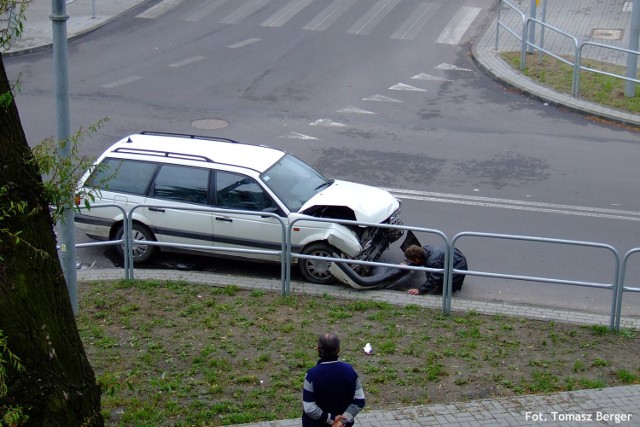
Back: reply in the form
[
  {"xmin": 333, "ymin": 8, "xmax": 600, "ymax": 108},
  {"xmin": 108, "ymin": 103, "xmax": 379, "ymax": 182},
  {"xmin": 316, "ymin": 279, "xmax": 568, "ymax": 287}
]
[
  {"xmin": 114, "ymin": 223, "xmax": 157, "ymax": 263},
  {"xmin": 299, "ymin": 242, "xmax": 338, "ymax": 285}
]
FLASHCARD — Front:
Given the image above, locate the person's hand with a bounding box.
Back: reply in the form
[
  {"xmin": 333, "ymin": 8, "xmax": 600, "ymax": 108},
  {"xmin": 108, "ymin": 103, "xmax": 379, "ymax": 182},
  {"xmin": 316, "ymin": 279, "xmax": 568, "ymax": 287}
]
[
  {"xmin": 407, "ymin": 288, "xmax": 420, "ymax": 295},
  {"xmin": 332, "ymin": 415, "xmax": 347, "ymax": 427}
]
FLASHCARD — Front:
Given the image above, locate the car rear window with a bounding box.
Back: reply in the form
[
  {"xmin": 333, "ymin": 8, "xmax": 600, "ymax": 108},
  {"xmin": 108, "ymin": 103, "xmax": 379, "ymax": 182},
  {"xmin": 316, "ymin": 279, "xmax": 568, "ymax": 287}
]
[{"xmin": 85, "ymin": 158, "xmax": 157, "ymax": 196}]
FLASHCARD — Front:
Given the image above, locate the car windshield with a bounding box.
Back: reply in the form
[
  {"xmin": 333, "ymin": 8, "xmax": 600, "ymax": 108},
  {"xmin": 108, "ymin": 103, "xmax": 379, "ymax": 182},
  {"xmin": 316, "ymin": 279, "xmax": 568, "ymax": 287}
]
[{"xmin": 261, "ymin": 154, "xmax": 331, "ymax": 212}]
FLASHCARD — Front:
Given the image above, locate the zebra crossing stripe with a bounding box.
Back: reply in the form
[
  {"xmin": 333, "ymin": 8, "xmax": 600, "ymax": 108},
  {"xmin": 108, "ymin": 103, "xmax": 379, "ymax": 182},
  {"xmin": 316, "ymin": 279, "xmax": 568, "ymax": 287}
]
[
  {"xmin": 136, "ymin": 0, "xmax": 185, "ymax": 19},
  {"xmin": 347, "ymin": 0, "xmax": 401, "ymax": 36},
  {"xmin": 220, "ymin": 0, "xmax": 271, "ymax": 25},
  {"xmin": 435, "ymin": 6, "xmax": 481, "ymax": 45},
  {"xmin": 391, "ymin": 2, "xmax": 439, "ymax": 40},
  {"xmin": 261, "ymin": 0, "xmax": 315, "ymax": 28},
  {"xmin": 303, "ymin": 0, "xmax": 358, "ymax": 32}
]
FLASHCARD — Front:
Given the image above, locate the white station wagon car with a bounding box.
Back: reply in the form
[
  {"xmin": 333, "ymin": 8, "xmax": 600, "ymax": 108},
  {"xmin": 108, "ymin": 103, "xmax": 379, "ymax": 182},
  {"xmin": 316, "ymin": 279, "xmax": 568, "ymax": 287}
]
[{"xmin": 75, "ymin": 132, "xmax": 403, "ymax": 284}]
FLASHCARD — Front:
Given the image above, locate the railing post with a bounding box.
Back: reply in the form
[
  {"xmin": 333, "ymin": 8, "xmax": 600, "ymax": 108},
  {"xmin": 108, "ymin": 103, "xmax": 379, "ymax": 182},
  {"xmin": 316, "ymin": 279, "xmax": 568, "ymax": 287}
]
[{"xmin": 521, "ymin": 19, "xmax": 529, "ymax": 70}]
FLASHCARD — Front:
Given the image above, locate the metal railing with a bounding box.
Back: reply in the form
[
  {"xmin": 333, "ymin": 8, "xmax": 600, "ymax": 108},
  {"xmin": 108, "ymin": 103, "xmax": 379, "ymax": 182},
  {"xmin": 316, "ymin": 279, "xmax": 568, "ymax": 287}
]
[
  {"xmin": 617, "ymin": 248, "xmax": 640, "ymax": 330},
  {"xmin": 125, "ymin": 204, "xmax": 288, "ymax": 292},
  {"xmin": 497, "ymin": 0, "xmax": 640, "ymax": 99},
  {"xmin": 286, "ymin": 217, "xmax": 451, "ymax": 312},
  {"xmin": 450, "ymin": 232, "xmax": 621, "ymax": 330},
  {"xmin": 69, "ymin": 202, "xmax": 640, "ymax": 330}
]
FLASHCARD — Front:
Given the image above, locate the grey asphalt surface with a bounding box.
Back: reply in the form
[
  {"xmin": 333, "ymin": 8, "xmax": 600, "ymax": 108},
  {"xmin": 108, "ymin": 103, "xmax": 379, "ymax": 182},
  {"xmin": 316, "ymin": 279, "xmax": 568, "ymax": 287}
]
[{"xmin": 6, "ymin": 0, "xmax": 640, "ymax": 425}]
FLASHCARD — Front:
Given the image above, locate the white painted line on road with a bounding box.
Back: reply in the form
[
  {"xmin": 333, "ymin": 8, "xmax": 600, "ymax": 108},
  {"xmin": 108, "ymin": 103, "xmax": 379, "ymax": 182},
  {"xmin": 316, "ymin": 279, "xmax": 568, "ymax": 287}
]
[
  {"xmin": 261, "ymin": 0, "xmax": 314, "ymax": 28},
  {"xmin": 391, "ymin": 2, "xmax": 439, "ymax": 40},
  {"xmin": 136, "ymin": 0, "xmax": 185, "ymax": 19},
  {"xmin": 303, "ymin": 0, "xmax": 358, "ymax": 32},
  {"xmin": 385, "ymin": 188, "xmax": 640, "ymax": 222},
  {"xmin": 169, "ymin": 56, "xmax": 206, "ymax": 68},
  {"xmin": 412, "ymin": 73, "xmax": 451, "ymax": 81},
  {"xmin": 280, "ymin": 132, "xmax": 319, "ymax": 140},
  {"xmin": 337, "ymin": 106, "xmax": 377, "ymax": 114},
  {"xmin": 435, "ymin": 63, "xmax": 472, "ymax": 72},
  {"xmin": 309, "ymin": 119, "xmax": 346, "ymax": 127},
  {"xmin": 435, "ymin": 6, "xmax": 481, "ymax": 45},
  {"xmin": 101, "ymin": 76, "xmax": 142, "ymax": 89},
  {"xmin": 347, "ymin": 0, "xmax": 401, "ymax": 36},
  {"xmin": 220, "ymin": 0, "xmax": 271, "ymax": 25},
  {"xmin": 183, "ymin": 0, "xmax": 229, "ymax": 22},
  {"xmin": 389, "ymin": 83, "xmax": 427, "ymax": 92},
  {"xmin": 227, "ymin": 38, "xmax": 261, "ymax": 48},
  {"xmin": 363, "ymin": 94, "xmax": 403, "ymax": 103}
]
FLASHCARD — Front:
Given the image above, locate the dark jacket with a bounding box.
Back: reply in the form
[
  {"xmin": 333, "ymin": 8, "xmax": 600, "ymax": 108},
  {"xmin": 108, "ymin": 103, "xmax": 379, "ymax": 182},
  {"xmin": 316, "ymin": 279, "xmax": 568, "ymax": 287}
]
[
  {"xmin": 413, "ymin": 245, "xmax": 468, "ymax": 293},
  {"xmin": 302, "ymin": 359, "xmax": 365, "ymax": 426}
]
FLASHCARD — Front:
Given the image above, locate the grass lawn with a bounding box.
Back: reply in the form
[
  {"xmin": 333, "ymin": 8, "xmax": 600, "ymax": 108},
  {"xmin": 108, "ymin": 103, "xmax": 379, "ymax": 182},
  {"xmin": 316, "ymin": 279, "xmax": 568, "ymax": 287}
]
[{"xmin": 77, "ymin": 279, "xmax": 640, "ymax": 426}]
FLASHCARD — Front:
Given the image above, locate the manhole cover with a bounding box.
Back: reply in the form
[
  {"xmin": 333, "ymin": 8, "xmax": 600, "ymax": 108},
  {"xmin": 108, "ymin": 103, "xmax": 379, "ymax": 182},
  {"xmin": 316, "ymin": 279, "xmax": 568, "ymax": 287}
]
[
  {"xmin": 191, "ymin": 119, "xmax": 229, "ymax": 130},
  {"xmin": 591, "ymin": 29, "xmax": 623, "ymax": 40}
]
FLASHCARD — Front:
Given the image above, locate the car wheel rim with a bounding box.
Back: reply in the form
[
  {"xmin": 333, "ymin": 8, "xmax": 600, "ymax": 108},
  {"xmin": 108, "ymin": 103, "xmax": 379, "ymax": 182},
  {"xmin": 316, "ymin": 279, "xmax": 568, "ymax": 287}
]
[
  {"xmin": 131, "ymin": 230, "xmax": 149, "ymax": 258},
  {"xmin": 307, "ymin": 250, "xmax": 332, "ymax": 280}
]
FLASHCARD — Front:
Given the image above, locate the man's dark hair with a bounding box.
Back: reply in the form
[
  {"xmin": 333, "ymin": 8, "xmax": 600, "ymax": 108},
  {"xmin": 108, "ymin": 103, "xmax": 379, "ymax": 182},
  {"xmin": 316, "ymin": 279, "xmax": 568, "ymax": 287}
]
[
  {"xmin": 404, "ymin": 245, "xmax": 425, "ymax": 263},
  {"xmin": 317, "ymin": 333, "xmax": 340, "ymax": 360}
]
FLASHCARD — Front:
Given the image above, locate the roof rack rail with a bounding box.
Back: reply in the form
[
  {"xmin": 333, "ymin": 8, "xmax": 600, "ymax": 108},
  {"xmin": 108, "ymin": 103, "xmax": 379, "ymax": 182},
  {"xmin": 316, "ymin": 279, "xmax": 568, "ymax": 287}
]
[
  {"xmin": 113, "ymin": 147, "xmax": 214, "ymax": 163},
  {"xmin": 139, "ymin": 131, "xmax": 241, "ymax": 144}
]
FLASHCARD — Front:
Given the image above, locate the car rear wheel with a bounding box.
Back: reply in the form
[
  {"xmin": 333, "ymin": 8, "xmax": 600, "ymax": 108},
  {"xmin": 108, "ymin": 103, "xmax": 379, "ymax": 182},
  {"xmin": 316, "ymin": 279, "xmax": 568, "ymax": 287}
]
[
  {"xmin": 299, "ymin": 242, "xmax": 337, "ymax": 285},
  {"xmin": 115, "ymin": 223, "xmax": 157, "ymax": 263}
]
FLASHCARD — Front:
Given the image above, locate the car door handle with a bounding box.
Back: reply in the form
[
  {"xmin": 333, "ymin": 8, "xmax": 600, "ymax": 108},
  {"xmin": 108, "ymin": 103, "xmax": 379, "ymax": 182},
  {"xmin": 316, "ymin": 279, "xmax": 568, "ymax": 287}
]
[
  {"xmin": 149, "ymin": 207, "xmax": 165, "ymax": 212},
  {"xmin": 215, "ymin": 216, "xmax": 233, "ymax": 222}
]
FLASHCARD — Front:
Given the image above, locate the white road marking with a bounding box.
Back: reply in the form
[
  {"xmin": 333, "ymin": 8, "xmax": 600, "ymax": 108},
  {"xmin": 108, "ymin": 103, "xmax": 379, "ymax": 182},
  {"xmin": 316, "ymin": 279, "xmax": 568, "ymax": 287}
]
[
  {"xmin": 136, "ymin": 0, "xmax": 185, "ymax": 19},
  {"xmin": 435, "ymin": 63, "xmax": 473, "ymax": 72},
  {"xmin": 363, "ymin": 94, "xmax": 403, "ymax": 102},
  {"xmin": 412, "ymin": 73, "xmax": 451, "ymax": 81},
  {"xmin": 227, "ymin": 38, "xmax": 261, "ymax": 48},
  {"xmin": 220, "ymin": 0, "xmax": 271, "ymax": 25},
  {"xmin": 347, "ymin": 0, "xmax": 401, "ymax": 35},
  {"xmin": 303, "ymin": 0, "xmax": 358, "ymax": 32},
  {"xmin": 280, "ymin": 132, "xmax": 319, "ymax": 140},
  {"xmin": 169, "ymin": 56, "xmax": 206, "ymax": 68},
  {"xmin": 337, "ymin": 106, "xmax": 377, "ymax": 114},
  {"xmin": 182, "ymin": 0, "xmax": 229, "ymax": 22},
  {"xmin": 391, "ymin": 2, "xmax": 439, "ymax": 40},
  {"xmin": 435, "ymin": 6, "xmax": 481, "ymax": 45},
  {"xmin": 261, "ymin": 0, "xmax": 314, "ymax": 28},
  {"xmin": 309, "ymin": 119, "xmax": 346, "ymax": 127},
  {"xmin": 101, "ymin": 76, "xmax": 141, "ymax": 89},
  {"xmin": 389, "ymin": 83, "xmax": 427, "ymax": 92},
  {"xmin": 385, "ymin": 188, "xmax": 640, "ymax": 222}
]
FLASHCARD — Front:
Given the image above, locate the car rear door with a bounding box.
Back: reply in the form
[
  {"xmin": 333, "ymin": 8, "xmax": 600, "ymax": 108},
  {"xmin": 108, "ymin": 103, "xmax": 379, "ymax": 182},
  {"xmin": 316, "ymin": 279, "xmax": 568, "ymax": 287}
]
[{"xmin": 142, "ymin": 164, "xmax": 215, "ymax": 251}]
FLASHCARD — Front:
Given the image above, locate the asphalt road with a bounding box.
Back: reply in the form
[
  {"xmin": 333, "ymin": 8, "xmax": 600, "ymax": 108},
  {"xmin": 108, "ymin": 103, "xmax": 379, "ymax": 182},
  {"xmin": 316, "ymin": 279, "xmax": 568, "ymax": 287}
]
[{"xmin": 5, "ymin": 0, "xmax": 640, "ymax": 317}]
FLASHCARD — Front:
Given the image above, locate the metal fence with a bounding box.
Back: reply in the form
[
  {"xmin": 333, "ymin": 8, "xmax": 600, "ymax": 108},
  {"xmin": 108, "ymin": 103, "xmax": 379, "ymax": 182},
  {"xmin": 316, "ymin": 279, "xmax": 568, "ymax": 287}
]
[
  {"xmin": 496, "ymin": 0, "xmax": 640, "ymax": 98},
  {"xmin": 70, "ymin": 204, "xmax": 639, "ymax": 331}
]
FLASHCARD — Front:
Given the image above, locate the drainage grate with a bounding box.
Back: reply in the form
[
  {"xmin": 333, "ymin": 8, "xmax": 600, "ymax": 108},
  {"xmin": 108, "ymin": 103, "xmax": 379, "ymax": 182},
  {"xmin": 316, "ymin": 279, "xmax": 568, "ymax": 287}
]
[{"xmin": 591, "ymin": 29, "xmax": 623, "ymax": 40}]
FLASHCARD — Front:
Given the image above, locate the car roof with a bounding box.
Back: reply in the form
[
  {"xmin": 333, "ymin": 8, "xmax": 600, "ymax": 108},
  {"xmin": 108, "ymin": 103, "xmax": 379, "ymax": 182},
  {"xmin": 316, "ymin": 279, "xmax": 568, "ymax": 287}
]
[{"xmin": 105, "ymin": 132, "xmax": 286, "ymax": 173}]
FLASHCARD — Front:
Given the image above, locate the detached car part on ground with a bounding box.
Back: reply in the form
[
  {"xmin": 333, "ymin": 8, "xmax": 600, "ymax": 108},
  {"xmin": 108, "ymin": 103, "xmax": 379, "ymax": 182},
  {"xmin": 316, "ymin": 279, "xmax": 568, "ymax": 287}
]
[{"xmin": 75, "ymin": 132, "xmax": 403, "ymax": 286}]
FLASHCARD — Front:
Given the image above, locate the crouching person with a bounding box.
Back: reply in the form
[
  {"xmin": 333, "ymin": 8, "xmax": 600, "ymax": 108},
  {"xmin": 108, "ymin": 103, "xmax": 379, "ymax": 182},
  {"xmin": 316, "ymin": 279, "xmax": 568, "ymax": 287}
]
[{"xmin": 405, "ymin": 244, "xmax": 468, "ymax": 295}]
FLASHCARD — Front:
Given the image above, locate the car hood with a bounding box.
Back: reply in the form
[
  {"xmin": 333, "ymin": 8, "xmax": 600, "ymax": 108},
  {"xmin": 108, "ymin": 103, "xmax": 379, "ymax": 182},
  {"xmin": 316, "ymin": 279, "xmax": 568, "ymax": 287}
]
[{"xmin": 298, "ymin": 180, "xmax": 399, "ymax": 223}]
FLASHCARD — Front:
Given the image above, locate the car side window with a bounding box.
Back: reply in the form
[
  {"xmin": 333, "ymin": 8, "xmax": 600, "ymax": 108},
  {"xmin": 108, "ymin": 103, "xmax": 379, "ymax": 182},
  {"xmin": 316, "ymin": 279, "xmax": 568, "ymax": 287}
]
[
  {"xmin": 215, "ymin": 171, "xmax": 273, "ymax": 211},
  {"xmin": 86, "ymin": 158, "xmax": 157, "ymax": 195},
  {"xmin": 152, "ymin": 165, "xmax": 209, "ymax": 205}
]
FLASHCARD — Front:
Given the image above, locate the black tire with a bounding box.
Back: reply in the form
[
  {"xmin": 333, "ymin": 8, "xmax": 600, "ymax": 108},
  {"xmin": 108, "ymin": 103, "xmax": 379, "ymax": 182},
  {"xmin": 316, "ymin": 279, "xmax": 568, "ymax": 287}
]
[
  {"xmin": 114, "ymin": 223, "xmax": 156, "ymax": 263},
  {"xmin": 299, "ymin": 242, "xmax": 337, "ymax": 285}
]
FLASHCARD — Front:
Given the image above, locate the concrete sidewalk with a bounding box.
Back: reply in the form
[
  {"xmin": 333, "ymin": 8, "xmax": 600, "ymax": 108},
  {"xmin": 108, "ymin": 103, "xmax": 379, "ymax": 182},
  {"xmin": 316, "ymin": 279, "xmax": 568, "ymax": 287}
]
[{"xmin": 8, "ymin": 0, "xmax": 640, "ymax": 425}]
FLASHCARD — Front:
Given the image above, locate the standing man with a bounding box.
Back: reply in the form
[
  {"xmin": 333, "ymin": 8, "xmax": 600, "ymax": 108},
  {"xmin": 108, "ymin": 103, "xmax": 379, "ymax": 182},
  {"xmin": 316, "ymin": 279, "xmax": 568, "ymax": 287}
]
[
  {"xmin": 302, "ymin": 333, "xmax": 365, "ymax": 427},
  {"xmin": 405, "ymin": 244, "xmax": 468, "ymax": 295}
]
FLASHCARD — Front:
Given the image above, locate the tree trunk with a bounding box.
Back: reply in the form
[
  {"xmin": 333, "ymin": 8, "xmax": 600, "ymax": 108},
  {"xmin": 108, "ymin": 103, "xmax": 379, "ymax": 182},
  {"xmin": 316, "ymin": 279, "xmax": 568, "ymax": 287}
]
[{"xmin": 0, "ymin": 52, "xmax": 103, "ymax": 426}]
